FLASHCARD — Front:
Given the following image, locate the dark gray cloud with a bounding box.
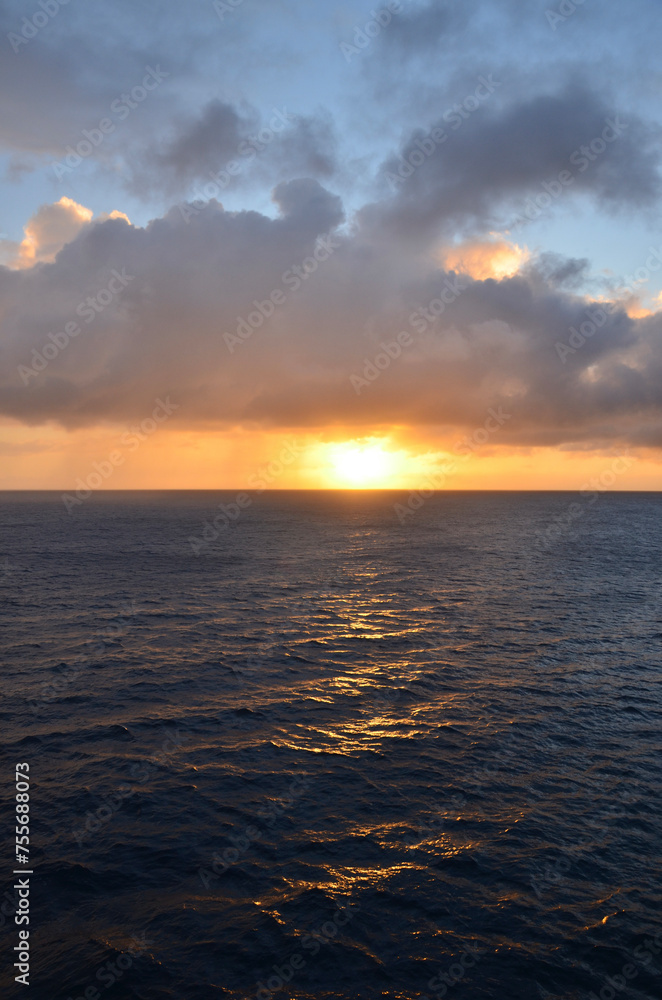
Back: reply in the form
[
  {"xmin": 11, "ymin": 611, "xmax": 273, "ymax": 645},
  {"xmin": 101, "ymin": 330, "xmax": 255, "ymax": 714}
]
[
  {"xmin": 271, "ymin": 178, "xmax": 344, "ymax": 233},
  {"xmin": 271, "ymin": 111, "xmax": 337, "ymax": 179},
  {"xmin": 125, "ymin": 102, "xmax": 339, "ymax": 200},
  {"xmin": 380, "ymin": 0, "xmax": 474, "ymax": 57},
  {"xmin": 528, "ymin": 254, "xmax": 590, "ymax": 291},
  {"xmin": 368, "ymin": 84, "xmax": 661, "ymax": 239},
  {"xmin": 131, "ymin": 100, "xmax": 257, "ymax": 194}
]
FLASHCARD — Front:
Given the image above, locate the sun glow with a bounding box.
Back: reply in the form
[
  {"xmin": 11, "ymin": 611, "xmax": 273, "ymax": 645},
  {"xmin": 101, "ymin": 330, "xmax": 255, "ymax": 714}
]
[
  {"xmin": 305, "ymin": 436, "xmax": 458, "ymax": 489},
  {"xmin": 328, "ymin": 441, "xmax": 398, "ymax": 487}
]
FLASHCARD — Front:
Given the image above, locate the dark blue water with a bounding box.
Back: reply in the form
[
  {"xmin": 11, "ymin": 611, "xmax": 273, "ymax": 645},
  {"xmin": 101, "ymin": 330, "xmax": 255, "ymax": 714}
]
[{"xmin": 1, "ymin": 491, "xmax": 660, "ymax": 1000}]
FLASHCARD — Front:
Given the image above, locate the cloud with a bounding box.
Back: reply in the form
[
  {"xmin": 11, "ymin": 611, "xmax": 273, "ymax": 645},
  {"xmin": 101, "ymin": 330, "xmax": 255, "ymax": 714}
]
[
  {"xmin": 125, "ymin": 100, "xmax": 339, "ymax": 200},
  {"xmin": 271, "ymin": 177, "xmax": 344, "ymax": 233},
  {"xmin": 1, "ymin": 197, "xmax": 92, "ymax": 268},
  {"xmin": 380, "ymin": 0, "xmax": 475, "ymax": 58},
  {"xmin": 369, "ymin": 84, "xmax": 661, "ymax": 239},
  {"xmin": 1, "ymin": 181, "xmax": 662, "ymax": 451},
  {"xmin": 0, "ymin": 198, "xmax": 129, "ymax": 269},
  {"xmin": 439, "ymin": 238, "xmax": 529, "ymax": 280},
  {"xmin": 126, "ymin": 100, "xmax": 258, "ymax": 199},
  {"xmin": 269, "ymin": 111, "xmax": 338, "ymax": 180}
]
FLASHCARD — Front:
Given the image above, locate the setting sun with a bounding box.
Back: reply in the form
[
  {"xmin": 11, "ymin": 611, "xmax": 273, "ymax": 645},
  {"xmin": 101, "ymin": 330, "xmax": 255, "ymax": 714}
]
[
  {"xmin": 328, "ymin": 441, "xmax": 397, "ymax": 487},
  {"xmin": 308, "ymin": 437, "xmax": 448, "ymax": 488}
]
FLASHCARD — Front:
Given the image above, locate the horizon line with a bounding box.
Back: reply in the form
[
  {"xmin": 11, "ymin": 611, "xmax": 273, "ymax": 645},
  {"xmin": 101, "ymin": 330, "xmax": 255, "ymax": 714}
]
[{"xmin": 1, "ymin": 488, "xmax": 661, "ymax": 494}]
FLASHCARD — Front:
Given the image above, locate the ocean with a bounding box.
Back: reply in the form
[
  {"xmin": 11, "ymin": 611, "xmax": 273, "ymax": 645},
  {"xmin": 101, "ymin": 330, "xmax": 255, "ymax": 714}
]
[{"xmin": 1, "ymin": 490, "xmax": 660, "ymax": 1000}]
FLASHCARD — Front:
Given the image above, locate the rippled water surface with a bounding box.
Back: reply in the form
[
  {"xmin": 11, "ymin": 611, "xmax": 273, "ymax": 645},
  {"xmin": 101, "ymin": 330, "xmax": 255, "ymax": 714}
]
[{"xmin": 1, "ymin": 491, "xmax": 661, "ymax": 1000}]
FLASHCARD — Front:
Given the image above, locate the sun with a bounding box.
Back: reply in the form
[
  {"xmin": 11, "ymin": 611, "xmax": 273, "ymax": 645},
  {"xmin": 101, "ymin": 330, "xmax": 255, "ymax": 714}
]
[
  {"xmin": 328, "ymin": 441, "xmax": 397, "ymax": 487},
  {"xmin": 307, "ymin": 436, "xmax": 447, "ymax": 488}
]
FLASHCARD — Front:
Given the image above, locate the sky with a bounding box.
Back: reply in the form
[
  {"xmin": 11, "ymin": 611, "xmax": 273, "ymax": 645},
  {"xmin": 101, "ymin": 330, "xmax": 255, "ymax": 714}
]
[{"xmin": 1, "ymin": 0, "xmax": 662, "ymax": 490}]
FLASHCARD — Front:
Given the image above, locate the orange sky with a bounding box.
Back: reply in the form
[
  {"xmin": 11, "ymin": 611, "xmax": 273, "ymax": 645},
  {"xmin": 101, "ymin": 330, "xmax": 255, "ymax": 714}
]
[{"xmin": 1, "ymin": 420, "xmax": 660, "ymax": 491}]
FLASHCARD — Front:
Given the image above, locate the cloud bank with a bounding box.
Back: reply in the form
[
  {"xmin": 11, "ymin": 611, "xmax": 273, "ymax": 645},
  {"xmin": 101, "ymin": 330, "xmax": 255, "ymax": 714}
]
[{"xmin": 2, "ymin": 172, "xmax": 662, "ymax": 449}]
